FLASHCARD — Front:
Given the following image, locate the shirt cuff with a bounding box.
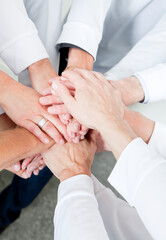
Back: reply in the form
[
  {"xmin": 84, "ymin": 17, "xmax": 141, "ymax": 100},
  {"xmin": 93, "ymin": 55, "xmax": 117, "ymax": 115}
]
[
  {"xmin": 58, "ymin": 174, "xmax": 94, "ymax": 203},
  {"xmin": 57, "ymin": 22, "xmax": 101, "ymax": 61},
  {"xmin": 133, "ymin": 73, "xmax": 149, "ymax": 104},
  {"xmin": 108, "ymin": 138, "xmax": 165, "ymax": 206},
  {"xmin": 0, "ymin": 33, "xmax": 48, "ymax": 75}
]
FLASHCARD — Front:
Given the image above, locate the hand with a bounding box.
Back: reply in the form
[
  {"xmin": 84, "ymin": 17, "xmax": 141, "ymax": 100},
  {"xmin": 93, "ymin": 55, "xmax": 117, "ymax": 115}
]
[
  {"xmin": 0, "ymin": 73, "xmax": 68, "ymax": 144},
  {"xmin": 110, "ymin": 76, "xmax": 145, "ymax": 106},
  {"xmin": 40, "ymin": 78, "xmax": 89, "ymax": 142},
  {"xmin": 5, "ymin": 162, "xmax": 30, "ymax": 179},
  {"xmin": 42, "ymin": 131, "xmax": 97, "ymax": 182},
  {"xmin": 51, "ymin": 69, "xmax": 124, "ymax": 132}
]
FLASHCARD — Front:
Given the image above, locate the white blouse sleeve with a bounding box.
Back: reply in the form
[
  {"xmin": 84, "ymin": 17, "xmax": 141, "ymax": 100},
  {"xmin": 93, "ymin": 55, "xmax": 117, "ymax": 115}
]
[
  {"xmin": 54, "ymin": 175, "xmax": 109, "ymax": 240},
  {"xmin": 0, "ymin": 0, "xmax": 48, "ymax": 74},
  {"xmin": 148, "ymin": 121, "xmax": 166, "ymax": 159},
  {"xmin": 57, "ymin": 0, "xmax": 112, "ymax": 60},
  {"xmin": 108, "ymin": 138, "xmax": 166, "ymax": 240}
]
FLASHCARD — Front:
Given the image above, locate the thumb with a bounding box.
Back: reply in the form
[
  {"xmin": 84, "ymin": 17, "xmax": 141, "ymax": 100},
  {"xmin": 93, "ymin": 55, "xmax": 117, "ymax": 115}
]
[{"xmin": 52, "ymin": 81, "xmax": 76, "ymax": 113}]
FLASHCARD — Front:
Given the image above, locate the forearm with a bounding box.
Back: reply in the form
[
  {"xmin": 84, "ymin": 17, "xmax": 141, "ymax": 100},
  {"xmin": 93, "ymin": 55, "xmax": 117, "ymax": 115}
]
[
  {"xmin": 98, "ymin": 116, "xmax": 136, "ymax": 160},
  {"xmin": 0, "ymin": 113, "xmax": 16, "ymax": 131},
  {"xmin": 67, "ymin": 48, "xmax": 93, "ymax": 71},
  {"xmin": 124, "ymin": 107, "xmax": 155, "ymax": 143},
  {"xmin": 0, "ymin": 127, "xmax": 53, "ymax": 170}
]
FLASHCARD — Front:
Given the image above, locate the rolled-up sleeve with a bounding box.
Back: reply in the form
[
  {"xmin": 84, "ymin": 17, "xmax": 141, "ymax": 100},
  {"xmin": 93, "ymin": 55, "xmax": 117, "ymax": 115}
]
[{"xmin": 57, "ymin": 0, "xmax": 112, "ymax": 60}]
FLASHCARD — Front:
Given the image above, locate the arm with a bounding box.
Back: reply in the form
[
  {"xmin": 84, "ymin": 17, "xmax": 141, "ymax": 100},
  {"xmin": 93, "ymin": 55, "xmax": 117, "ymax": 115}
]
[
  {"xmin": 105, "ymin": 14, "xmax": 166, "ymax": 104},
  {"xmin": 42, "ymin": 133, "xmax": 109, "ymax": 240},
  {"xmin": 0, "ymin": 0, "xmax": 48, "ymax": 75},
  {"xmin": 57, "ymin": 0, "xmax": 112, "ymax": 62},
  {"xmin": 0, "ymin": 125, "xmax": 53, "ymax": 171},
  {"xmin": 51, "ymin": 69, "xmax": 166, "ymax": 239}
]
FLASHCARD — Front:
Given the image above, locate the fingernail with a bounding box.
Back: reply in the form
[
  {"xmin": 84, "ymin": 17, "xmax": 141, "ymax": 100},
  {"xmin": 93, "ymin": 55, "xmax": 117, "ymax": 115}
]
[
  {"xmin": 22, "ymin": 172, "xmax": 28, "ymax": 179},
  {"xmin": 62, "ymin": 114, "xmax": 70, "ymax": 120},
  {"xmin": 28, "ymin": 166, "xmax": 36, "ymax": 172},
  {"xmin": 52, "ymin": 82, "xmax": 58, "ymax": 90},
  {"xmin": 40, "ymin": 97, "xmax": 46, "ymax": 104},
  {"xmin": 14, "ymin": 164, "xmax": 20, "ymax": 172},
  {"xmin": 71, "ymin": 133, "xmax": 75, "ymax": 138},
  {"xmin": 39, "ymin": 166, "xmax": 44, "ymax": 170},
  {"xmin": 81, "ymin": 135, "xmax": 85, "ymax": 140},
  {"xmin": 51, "ymin": 89, "xmax": 56, "ymax": 95},
  {"xmin": 44, "ymin": 138, "xmax": 49, "ymax": 144},
  {"xmin": 73, "ymin": 136, "xmax": 80, "ymax": 143},
  {"xmin": 48, "ymin": 107, "xmax": 54, "ymax": 114},
  {"xmin": 60, "ymin": 139, "xmax": 65, "ymax": 145},
  {"xmin": 61, "ymin": 77, "xmax": 67, "ymax": 81},
  {"xmin": 73, "ymin": 123, "xmax": 79, "ymax": 132}
]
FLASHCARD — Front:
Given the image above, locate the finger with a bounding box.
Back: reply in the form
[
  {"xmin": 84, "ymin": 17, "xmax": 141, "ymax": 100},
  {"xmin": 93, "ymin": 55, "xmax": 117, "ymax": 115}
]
[
  {"xmin": 42, "ymin": 87, "xmax": 52, "ymax": 96},
  {"xmin": 68, "ymin": 119, "xmax": 81, "ymax": 133},
  {"xmin": 92, "ymin": 71, "xmax": 105, "ymax": 80},
  {"xmin": 24, "ymin": 120, "xmax": 50, "ymax": 144},
  {"xmin": 22, "ymin": 157, "xmax": 34, "ymax": 170},
  {"xmin": 59, "ymin": 114, "xmax": 70, "ymax": 125},
  {"xmin": 61, "ymin": 69, "xmax": 85, "ymax": 88},
  {"xmin": 13, "ymin": 162, "xmax": 21, "ymax": 172},
  {"xmin": 33, "ymin": 169, "xmax": 39, "ymax": 176},
  {"xmin": 39, "ymin": 95, "xmax": 63, "ymax": 105},
  {"xmin": 39, "ymin": 165, "xmax": 46, "ymax": 171},
  {"xmin": 51, "ymin": 82, "xmax": 76, "ymax": 113},
  {"xmin": 79, "ymin": 125, "xmax": 89, "ymax": 135},
  {"xmin": 27, "ymin": 156, "xmax": 43, "ymax": 173},
  {"xmin": 45, "ymin": 113, "xmax": 70, "ymax": 142},
  {"xmin": 42, "ymin": 121, "xmax": 65, "ymax": 145},
  {"xmin": 48, "ymin": 104, "xmax": 69, "ymax": 115},
  {"xmin": 72, "ymin": 135, "xmax": 80, "ymax": 143},
  {"xmin": 57, "ymin": 79, "xmax": 75, "ymax": 91},
  {"xmin": 48, "ymin": 76, "xmax": 61, "ymax": 85},
  {"xmin": 73, "ymin": 68, "xmax": 95, "ymax": 82}
]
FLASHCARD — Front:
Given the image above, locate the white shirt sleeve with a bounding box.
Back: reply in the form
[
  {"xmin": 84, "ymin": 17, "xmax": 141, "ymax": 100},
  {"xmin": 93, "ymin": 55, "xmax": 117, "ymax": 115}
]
[
  {"xmin": 148, "ymin": 121, "xmax": 166, "ymax": 159},
  {"xmin": 0, "ymin": 0, "xmax": 48, "ymax": 75},
  {"xmin": 54, "ymin": 175, "xmax": 109, "ymax": 240},
  {"xmin": 104, "ymin": 14, "xmax": 166, "ymax": 86},
  {"xmin": 134, "ymin": 63, "xmax": 166, "ymax": 103},
  {"xmin": 56, "ymin": 0, "xmax": 112, "ymax": 60},
  {"xmin": 108, "ymin": 138, "xmax": 166, "ymax": 240}
]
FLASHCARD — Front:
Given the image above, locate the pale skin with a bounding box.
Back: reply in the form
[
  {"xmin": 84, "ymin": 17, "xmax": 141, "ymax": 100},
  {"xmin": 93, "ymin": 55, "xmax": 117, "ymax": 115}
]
[{"xmin": 49, "ymin": 69, "xmax": 155, "ymax": 160}]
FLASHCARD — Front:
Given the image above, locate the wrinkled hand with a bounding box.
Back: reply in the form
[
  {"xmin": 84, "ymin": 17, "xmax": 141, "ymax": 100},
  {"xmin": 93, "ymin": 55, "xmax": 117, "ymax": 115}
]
[
  {"xmin": 1, "ymin": 77, "xmax": 69, "ymax": 144},
  {"xmin": 42, "ymin": 131, "xmax": 97, "ymax": 182},
  {"xmin": 49, "ymin": 69, "xmax": 124, "ymax": 132}
]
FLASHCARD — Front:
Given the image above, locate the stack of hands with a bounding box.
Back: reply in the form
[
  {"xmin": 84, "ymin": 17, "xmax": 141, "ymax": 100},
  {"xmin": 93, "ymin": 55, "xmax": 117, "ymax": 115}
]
[{"xmin": 3, "ymin": 67, "xmax": 141, "ymax": 182}]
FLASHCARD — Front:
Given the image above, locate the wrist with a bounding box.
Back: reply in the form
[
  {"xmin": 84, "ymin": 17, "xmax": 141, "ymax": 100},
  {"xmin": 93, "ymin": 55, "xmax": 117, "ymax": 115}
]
[
  {"xmin": 60, "ymin": 166, "xmax": 91, "ymax": 182},
  {"xmin": 0, "ymin": 71, "xmax": 14, "ymax": 106},
  {"xmin": 67, "ymin": 48, "xmax": 93, "ymax": 71},
  {"xmin": 111, "ymin": 76, "xmax": 145, "ymax": 105}
]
